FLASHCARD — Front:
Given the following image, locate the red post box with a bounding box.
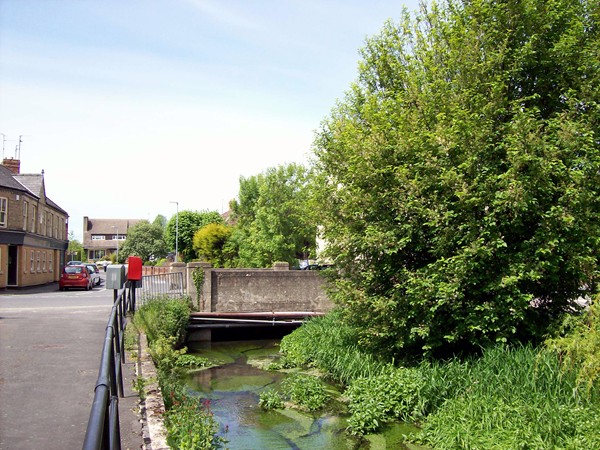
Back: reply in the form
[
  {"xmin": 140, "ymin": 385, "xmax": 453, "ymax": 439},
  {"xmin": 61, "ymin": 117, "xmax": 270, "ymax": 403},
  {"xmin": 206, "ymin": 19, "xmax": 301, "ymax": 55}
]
[{"xmin": 127, "ymin": 256, "xmax": 143, "ymax": 281}]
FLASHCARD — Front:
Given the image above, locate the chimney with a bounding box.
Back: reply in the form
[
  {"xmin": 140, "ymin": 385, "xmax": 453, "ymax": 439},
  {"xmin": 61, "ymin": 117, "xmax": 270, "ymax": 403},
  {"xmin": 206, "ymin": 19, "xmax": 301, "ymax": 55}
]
[{"xmin": 2, "ymin": 158, "xmax": 21, "ymax": 174}]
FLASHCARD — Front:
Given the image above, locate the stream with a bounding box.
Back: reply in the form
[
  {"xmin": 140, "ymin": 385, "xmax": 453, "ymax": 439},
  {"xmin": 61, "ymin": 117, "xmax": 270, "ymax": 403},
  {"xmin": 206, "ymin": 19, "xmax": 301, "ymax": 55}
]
[{"xmin": 185, "ymin": 339, "xmax": 426, "ymax": 449}]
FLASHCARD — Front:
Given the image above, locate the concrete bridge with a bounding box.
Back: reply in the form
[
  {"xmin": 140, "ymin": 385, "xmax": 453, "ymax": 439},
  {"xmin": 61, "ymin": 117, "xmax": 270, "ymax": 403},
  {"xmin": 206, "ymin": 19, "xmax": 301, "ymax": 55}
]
[{"xmin": 140, "ymin": 261, "xmax": 334, "ymax": 341}]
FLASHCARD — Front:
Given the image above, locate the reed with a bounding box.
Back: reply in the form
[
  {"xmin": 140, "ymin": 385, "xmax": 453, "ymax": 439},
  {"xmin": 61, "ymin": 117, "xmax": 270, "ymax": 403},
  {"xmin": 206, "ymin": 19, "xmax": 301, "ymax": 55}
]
[
  {"xmin": 414, "ymin": 345, "xmax": 600, "ymax": 449},
  {"xmin": 280, "ymin": 309, "xmax": 389, "ymax": 384},
  {"xmin": 281, "ymin": 308, "xmax": 600, "ymax": 446}
]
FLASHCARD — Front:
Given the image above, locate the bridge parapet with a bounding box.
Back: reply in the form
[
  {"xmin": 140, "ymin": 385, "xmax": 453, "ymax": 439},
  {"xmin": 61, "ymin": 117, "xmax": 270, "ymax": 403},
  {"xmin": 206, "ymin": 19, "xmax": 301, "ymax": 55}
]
[{"xmin": 179, "ymin": 261, "xmax": 333, "ymax": 314}]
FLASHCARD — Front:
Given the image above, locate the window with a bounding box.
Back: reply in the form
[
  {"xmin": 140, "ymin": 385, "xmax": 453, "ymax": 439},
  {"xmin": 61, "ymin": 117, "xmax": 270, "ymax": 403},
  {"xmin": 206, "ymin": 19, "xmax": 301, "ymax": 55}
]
[
  {"xmin": 42, "ymin": 252, "xmax": 47, "ymax": 272},
  {"xmin": 46, "ymin": 212, "xmax": 52, "ymax": 236},
  {"xmin": 0, "ymin": 197, "xmax": 7, "ymax": 227},
  {"xmin": 30, "ymin": 205, "xmax": 37, "ymax": 233},
  {"xmin": 30, "ymin": 250, "xmax": 35, "ymax": 272},
  {"xmin": 92, "ymin": 235, "xmax": 105, "ymax": 240},
  {"xmin": 23, "ymin": 201, "xmax": 28, "ymax": 230},
  {"xmin": 37, "ymin": 251, "xmax": 41, "ymax": 272},
  {"xmin": 114, "ymin": 235, "xmax": 126, "ymax": 240},
  {"xmin": 49, "ymin": 251, "xmax": 53, "ymax": 272}
]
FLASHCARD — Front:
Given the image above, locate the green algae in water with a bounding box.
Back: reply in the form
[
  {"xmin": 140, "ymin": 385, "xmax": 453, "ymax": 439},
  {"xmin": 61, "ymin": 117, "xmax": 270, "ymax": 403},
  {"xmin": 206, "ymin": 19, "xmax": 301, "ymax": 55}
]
[
  {"xmin": 186, "ymin": 340, "xmax": 431, "ymax": 449},
  {"xmin": 365, "ymin": 422, "xmax": 427, "ymax": 450},
  {"xmin": 212, "ymin": 374, "xmax": 276, "ymax": 392}
]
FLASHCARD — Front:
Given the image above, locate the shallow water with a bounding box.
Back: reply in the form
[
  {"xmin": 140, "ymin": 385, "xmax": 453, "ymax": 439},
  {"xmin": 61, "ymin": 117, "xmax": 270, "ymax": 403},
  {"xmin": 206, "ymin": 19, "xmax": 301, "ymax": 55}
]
[{"xmin": 185, "ymin": 340, "xmax": 425, "ymax": 449}]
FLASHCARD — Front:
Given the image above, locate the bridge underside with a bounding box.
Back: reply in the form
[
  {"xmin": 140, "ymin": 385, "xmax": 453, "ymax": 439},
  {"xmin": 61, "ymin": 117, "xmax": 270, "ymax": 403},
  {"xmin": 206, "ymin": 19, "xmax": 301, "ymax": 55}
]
[{"xmin": 186, "ymin": 311, "xmax": 324, "ymax": 342}]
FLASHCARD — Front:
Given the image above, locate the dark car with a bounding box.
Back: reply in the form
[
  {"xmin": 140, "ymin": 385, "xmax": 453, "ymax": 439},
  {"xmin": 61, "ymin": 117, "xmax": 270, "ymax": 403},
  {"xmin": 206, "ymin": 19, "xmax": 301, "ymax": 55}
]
[{"xmin": 59, "ymin": 265, "xmax": 93, "ymax": 291}]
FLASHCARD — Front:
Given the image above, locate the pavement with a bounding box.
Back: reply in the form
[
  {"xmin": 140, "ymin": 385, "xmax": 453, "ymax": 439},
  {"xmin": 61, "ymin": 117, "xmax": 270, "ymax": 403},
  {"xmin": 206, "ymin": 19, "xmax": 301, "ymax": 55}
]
[{"xmin": 0, "ymin": 277, "xmax": 149, "ymax": 450}]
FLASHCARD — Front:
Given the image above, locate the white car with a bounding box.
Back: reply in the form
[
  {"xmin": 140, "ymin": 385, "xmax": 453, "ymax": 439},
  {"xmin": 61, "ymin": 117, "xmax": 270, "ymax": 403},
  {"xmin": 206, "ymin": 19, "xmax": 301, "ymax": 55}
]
[{"xmin": 85, "ymin": 264, "xmax": 102, "ymax": 286}]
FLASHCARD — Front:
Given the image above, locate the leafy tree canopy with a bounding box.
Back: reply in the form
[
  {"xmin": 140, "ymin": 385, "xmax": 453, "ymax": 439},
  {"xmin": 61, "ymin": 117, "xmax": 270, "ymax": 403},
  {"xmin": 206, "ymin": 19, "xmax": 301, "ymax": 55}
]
[
  {"xmin": 313, "ymin": 0, "xmax": 600, "ymax": 358},
  {"xmin": 119, "ymin": 220, "xmax": 168, "ymax": 262},
  {"xmin": 192, "ymin": 223, "xmax": 234, "ymax": 267},
  {"xmin": 230, "ymin": 163, "xmax": 317, "ymax": 268},
  {"xmin": 165, "ymin": 210, "xmax": 223, "ymax": 262},
  {"xmin": 152, "ymin": 214, "xmax": 167, "ymax": 229},
  {"xmin": 68, "ymin": 231, "xmax": 85, "ymax": 261}
]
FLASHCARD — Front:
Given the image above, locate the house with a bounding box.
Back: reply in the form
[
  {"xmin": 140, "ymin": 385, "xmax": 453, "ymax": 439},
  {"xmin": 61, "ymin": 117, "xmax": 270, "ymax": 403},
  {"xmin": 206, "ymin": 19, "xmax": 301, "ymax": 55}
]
[
  {"xmin": 0, "ymin": 158, "xmax": 69, "ymax": 288},
  {"xmin": 82, "ymin": 217, "xmax": 142, "ymax": 261}
]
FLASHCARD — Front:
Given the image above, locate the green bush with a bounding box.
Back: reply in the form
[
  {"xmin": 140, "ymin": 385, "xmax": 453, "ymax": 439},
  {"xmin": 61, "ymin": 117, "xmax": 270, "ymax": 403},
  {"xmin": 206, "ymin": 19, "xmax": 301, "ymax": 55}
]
[
  {"xmin": 546, "ymin": 299, "xmax": 600, "ymax": 394},
  {"xmin": 258, "ymin": 389, "xmax": 284, "ymax": 410},
  {"xmin": 134, "ymin": 295, "xmax": 224, "ymax": 448},
  {"xmin": 174, "ymin": 353, "xmax": 210, "ymax": 369},
  {"xmin": 165, "ymin": 395, "xmax": 224, "ymax": 449},
  {"xmin": 134, "ymin": 296, "xmax": 191, "ymax": 345},
  {"xmin": 346, "ymin": 366, "xmax": 427, "ymax": 435},
  {"xmin": 149, "ymin": 337, "xmax": 181, "ymax": 373},
  {"xmin": 281, "ymin": 374, "xmax": 329, "ymax": 411}
]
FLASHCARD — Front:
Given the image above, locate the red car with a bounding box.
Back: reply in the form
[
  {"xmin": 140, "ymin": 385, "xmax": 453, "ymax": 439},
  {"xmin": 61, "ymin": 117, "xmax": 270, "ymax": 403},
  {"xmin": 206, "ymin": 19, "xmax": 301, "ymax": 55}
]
[{"xmin": 59, "ymin": 265, "xmax": 93, "ymax": 291}]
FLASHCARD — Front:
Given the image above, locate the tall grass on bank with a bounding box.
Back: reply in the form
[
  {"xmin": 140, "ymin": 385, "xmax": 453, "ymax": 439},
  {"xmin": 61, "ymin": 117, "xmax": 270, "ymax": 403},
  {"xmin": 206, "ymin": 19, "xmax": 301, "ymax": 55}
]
[
  {"xmin": 134, "ymin": 295, "xmax": 191, "ymax": 345},
  {"xmin": 280, "ymin": 309, "xmax": 389, "ymax": 384},
  {"xmin": 415, "ymin": 345, "xmax": 600, "ymax": 449},
  {"xmin": 546, "ymin": 300, "xmax": 600, "ymax": 396},
  {"xmin": 134, "ymin": 296, "xmax": 224, "ymax": 449},
  {"xmin": 280, "ymin": 307, "xmax": 600, "ymax": 447}
]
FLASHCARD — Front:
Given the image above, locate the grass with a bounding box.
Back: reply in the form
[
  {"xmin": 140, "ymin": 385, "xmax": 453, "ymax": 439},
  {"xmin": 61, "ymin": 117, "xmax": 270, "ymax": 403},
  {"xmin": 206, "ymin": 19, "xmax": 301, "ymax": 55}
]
[
  {"xmin": 280, "ymin": 309, "xmax": 389, "ymax": 384},
  {"xmin": 414, "ymin": 345, "xmax": 600, "ymax": 449},
  {"xmin": 133, "ymin": 295, "xmax": 224, "ymax": 449},
  {"xmin": 278, "ymin": 305, "xmax": 600, "ymax": 447}
]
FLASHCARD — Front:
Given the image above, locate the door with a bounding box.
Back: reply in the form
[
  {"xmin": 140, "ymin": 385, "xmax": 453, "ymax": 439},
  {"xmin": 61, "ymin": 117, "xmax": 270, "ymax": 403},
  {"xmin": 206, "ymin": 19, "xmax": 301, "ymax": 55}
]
[{"xmin": 8, "ymin": 245, "xmax": 18, "ymax": 286}]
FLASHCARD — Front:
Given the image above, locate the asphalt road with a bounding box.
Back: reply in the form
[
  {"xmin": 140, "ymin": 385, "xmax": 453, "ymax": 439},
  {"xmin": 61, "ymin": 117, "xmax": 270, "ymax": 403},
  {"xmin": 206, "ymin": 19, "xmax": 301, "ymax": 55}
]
[{"xmin": 0, "ymin": 275, "xmax": 143, "ymax": 450}]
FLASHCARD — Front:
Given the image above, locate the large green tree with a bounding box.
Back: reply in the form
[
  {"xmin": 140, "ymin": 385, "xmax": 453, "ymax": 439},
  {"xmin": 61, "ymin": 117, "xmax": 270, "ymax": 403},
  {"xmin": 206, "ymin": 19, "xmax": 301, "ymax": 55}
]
[
  {"xmin": 119, "ymin": 220, "xmax": 168, "ymax": 262},
  {"xmin": 165, "ymin": 210, "xmax": 223, "ymax": 262},
  {"xmin": 313, "ymin": 0, "xmax": 600, "ymax": 357},
  {"xmin": 229, "ymin": 163, "xmax": 317, "ymax": 268}
]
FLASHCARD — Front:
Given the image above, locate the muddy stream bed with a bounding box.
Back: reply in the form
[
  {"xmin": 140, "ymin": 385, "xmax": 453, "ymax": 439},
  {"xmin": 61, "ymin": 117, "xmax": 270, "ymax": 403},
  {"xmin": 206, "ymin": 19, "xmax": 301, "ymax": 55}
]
[{"xmin": 184, "ymin": 339, "xmax": 426, "ymax": 449}]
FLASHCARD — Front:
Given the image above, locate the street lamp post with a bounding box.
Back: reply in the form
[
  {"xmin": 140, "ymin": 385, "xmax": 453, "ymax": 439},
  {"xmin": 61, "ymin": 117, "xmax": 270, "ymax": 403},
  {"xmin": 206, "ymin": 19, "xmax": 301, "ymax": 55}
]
[{"xmin": 170, "ymin": 201, "xmax": 179, "ymax": 262}]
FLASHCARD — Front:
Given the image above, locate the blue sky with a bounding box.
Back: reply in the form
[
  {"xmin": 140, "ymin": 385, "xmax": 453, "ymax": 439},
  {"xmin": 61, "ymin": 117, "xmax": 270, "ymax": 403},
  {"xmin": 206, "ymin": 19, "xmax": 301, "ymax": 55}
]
[{"xmin": 0, "ymin": 0, "xmax": 420, "ymax": 240}]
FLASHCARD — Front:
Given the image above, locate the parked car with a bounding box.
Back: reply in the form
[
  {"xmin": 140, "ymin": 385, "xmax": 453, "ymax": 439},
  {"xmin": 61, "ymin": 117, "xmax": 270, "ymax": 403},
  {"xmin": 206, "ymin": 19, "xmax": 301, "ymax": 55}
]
[
  {"xmin": 59, "ymin": 265, "xmax": 93, "ymax": 291},
  {"xmin": 67, "ymin": 260, "xmax": 83, "ymax": 266},
  {"xmin": 85, "ymin": 264, "xmax": 101, "ymax": 286}
]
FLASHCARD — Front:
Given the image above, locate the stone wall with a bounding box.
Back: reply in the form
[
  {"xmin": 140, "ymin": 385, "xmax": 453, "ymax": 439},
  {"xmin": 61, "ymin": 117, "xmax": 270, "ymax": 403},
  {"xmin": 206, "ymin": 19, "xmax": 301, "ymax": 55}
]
[{"xmin": 171, "ymin": 262, "xmax": 333, "ymax": 313}]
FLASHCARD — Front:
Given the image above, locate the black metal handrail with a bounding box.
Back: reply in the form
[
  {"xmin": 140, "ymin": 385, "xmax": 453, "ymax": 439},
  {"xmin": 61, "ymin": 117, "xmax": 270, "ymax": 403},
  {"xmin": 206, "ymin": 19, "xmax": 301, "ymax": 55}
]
[{"xmin": 82, "ymin": 281, "xmax": 137, "ymax": 450}]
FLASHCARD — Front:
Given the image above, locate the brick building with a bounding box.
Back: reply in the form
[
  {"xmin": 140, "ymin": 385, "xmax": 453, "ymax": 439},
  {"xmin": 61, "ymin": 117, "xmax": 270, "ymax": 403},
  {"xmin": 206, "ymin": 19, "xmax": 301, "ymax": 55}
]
[
  {"xmin": 82, "ymin": 217, "xmax": 142, "ymax": 262},
  {"xmin": 0, "ymin": 159, "xmax": 69, "ymax": 288}
]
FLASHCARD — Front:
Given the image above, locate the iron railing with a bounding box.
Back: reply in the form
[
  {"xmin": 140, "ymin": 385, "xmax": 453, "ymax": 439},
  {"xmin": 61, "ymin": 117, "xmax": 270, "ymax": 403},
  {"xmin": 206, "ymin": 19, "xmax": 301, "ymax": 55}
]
[
  {"xmin": 82, "ymin": 282, "xmax": 136, "ymax": 450},
  {"xmin": 138, "ymin": 272, "xmax": 185, "ymax": 304}
]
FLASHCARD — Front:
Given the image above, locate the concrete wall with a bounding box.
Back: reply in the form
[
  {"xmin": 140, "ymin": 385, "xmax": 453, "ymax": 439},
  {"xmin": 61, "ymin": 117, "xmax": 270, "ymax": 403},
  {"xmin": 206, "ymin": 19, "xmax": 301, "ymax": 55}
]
[{"xmin": 172, "ymin": 262, "xmax": 333, "ymax": 313}]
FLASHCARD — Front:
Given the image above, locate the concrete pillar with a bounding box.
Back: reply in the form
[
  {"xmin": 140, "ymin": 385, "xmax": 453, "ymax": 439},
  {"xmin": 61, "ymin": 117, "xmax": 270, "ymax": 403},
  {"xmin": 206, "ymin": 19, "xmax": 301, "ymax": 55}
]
[
  {"xmin": 273, "ymin": 261, "xmax": 290, "ymax": 271},
  {"xmin": 169, "ymin": 262, "xmax": 186, "ymax": 290},
  {"xmin": 187, "ymin": 262, "xmax": 212, "ymax": 312}
]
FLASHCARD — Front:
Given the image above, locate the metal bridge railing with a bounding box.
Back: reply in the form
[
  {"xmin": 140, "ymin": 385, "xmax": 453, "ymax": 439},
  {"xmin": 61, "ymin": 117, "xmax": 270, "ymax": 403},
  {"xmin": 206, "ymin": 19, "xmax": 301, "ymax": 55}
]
[
  {"xmin": 83, "ymin": 273, "xmax": 184, "ymax": 450},
  {"xmin": 138, "ymin": 272, "xmax": 185, "ymax": 304},
  {"xmin": 82, "ymin": 282, "xmax": 136, "ymax": 450}
]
